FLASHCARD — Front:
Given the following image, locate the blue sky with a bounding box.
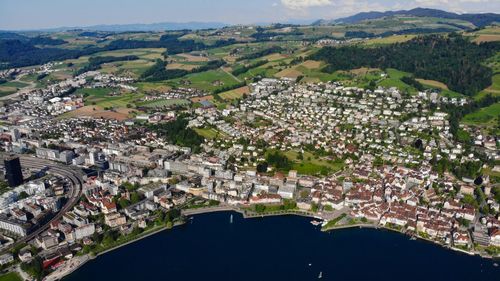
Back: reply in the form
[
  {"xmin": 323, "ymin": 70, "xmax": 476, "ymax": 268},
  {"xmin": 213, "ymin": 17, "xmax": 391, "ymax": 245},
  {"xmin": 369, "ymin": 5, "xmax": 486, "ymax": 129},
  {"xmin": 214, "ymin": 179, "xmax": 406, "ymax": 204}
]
[{"xmin": 0, "ymin": 0, "xmax": 499, "ymax": 30}]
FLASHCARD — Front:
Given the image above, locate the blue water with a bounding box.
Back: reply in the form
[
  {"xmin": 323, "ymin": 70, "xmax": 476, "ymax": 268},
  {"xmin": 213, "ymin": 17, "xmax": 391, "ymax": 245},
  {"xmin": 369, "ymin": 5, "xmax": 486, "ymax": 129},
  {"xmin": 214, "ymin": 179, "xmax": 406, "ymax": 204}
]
[{"xmin": 65, "ymin": 212, "xmax": 499, "ymax": 281}]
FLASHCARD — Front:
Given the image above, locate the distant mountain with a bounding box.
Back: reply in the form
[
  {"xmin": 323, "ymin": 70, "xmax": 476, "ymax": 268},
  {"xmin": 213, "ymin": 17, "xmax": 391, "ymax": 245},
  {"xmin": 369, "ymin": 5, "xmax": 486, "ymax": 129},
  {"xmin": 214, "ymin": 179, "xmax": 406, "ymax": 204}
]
[
  {"xmin": 315, "ymin": 8, "xmax": 500, "ymax": 28},
  {"xmin": 83, "ymin": 21, "xmax": 228, "ymax": 32},
  {"xmin": 6, "ymin": 22, "xmax": 229, "ymax": 32}
]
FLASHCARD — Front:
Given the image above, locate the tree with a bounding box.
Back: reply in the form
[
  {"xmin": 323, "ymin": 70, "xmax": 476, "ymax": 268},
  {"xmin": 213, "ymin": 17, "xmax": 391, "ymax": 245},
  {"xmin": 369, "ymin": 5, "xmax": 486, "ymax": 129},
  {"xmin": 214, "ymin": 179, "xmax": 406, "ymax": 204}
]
[
  {"xmin": 21, "ymin": 257, "xmax": 44, "ymax": 280},
  {"xmin": 256, "ymin": 162, "xmax": 268, "ymax": 173},
  {"xmin": 255, "ymin": 204, "xmax": 266, "ymax": 212},
  {"xmin": 18, "ymin": 191, "xmax": 29, "ymax": 199},
  {"xmin": 266, "ymin": 151, "xmax": 292, "ymax": 171},
  {"xmin": 311, "ymin": 34, "xmax": 500, "ymax": 96},
  {"xmin": 130, "ymin": 192, "xmax": 141, "ymax": 204},
  {"xmin": 118, "ymin": 198, "xmax": 131, "ymax": 209}
]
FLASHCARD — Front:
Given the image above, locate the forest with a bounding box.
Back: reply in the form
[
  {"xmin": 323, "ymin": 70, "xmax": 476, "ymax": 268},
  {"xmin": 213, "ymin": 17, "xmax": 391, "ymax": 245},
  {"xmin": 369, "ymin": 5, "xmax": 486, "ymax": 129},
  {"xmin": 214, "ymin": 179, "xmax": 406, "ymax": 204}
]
[
  {"xmin": 140, "ymin": 59, "xmax": 226, "ymax": 82},
  {"xmin": 311, "ymin": 34, "xmax": 500, "ymax": 95},
  {"xmin": 0, "ymin": 35, "xmax": 236, "ymax": 69},
  {"xmin": 237, "ymin": 46, "xmax": 283, "ymax": 61},
  {"xmin": 75, "ymin": 55, "xmax": 139, "ymax": 75}
]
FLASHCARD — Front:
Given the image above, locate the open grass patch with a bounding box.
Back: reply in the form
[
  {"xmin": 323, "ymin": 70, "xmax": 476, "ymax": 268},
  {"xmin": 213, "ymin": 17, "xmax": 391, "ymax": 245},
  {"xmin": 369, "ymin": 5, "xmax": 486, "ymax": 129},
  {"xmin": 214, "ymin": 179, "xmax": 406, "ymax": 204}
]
[
  {"xmin": 272, "ymin": 150, "xmax": 345, "ymax": 176},
  {"xmin": 462, "ymin": 102, "xmax": 500, "ymax": 126},
  {"xmin": 167, "ymin": 69, "xmax": 241, "ymax": 92},
  {"xmin": 0, "ymin": 272, "xmax": 22, "ymax": 281},
  {"xmin": 194, "ymin": 127, "xmax": 225, "ymax": 139}
]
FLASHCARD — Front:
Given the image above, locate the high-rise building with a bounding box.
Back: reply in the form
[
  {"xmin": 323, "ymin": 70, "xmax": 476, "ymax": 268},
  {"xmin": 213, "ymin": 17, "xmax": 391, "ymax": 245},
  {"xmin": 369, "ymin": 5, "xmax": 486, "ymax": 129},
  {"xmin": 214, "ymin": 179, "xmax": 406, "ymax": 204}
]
[
  {"xmin": 4, "ymin": 155, "xmax": 23, "ymax": 187},
  {"xmin": 10, "ymin": 128, "xmax": 20, "ymax": 142}
]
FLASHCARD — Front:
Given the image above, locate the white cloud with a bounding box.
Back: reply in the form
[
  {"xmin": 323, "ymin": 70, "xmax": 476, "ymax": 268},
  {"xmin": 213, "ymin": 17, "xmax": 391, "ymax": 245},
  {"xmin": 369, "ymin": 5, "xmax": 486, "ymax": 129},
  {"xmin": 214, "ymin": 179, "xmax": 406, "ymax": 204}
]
[{"xmin": 281, "ymin": 0, "xmax": 333, "ymax": 10}]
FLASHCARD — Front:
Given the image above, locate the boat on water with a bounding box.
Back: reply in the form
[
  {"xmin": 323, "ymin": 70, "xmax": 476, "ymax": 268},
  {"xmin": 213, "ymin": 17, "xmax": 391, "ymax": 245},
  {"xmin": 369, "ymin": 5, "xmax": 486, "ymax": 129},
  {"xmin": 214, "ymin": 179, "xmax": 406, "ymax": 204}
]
[
  {"xmin": 230, "ymin": 214, "xmax": 233, "ymax": 224},
  {"xmin": 318, "ymin": 271, "xmax": 323, "ymax": 279},
  {"xmin": 410, "ymin": 236, "xmax": 417, "ymax": 240},
  {"xmin": 310, "ymin": 220, "xmax": 322, "ymax": 226},
  {"xmin": 494, "ymin": 263, "xmax": 498, "ymax": 267}
]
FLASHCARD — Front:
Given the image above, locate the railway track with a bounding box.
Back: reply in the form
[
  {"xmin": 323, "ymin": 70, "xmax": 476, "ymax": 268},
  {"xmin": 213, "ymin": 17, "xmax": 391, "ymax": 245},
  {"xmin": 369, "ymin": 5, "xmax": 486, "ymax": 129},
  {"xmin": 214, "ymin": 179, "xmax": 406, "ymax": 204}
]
[{"xmin": 0, "ymin": 154, "xmax": 85, "ymax": 252}]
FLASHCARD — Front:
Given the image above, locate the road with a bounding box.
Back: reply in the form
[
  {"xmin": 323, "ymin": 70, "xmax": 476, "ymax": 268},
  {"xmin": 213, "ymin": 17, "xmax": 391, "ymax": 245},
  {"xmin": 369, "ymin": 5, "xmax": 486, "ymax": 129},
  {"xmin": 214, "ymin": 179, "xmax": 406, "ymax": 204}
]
[
  {"xmin": 220, "ymin": 66, "xmax": 243, "ymax": 83},
  {"xmin": 0, "ymin": 153, "xmax": 85, "ymax": 253}
]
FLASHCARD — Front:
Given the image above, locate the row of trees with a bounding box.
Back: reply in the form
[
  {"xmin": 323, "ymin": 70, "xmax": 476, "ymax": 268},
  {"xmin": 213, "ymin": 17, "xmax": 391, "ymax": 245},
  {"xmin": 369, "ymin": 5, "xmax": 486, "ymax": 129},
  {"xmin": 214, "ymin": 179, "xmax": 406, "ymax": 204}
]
[
  {"xmin": 140, "ymin": 59, "xmax": 226, "ymax": 82},
  {"xmin": 344, "ymin": 27, "xmax": 456, "ymax": 39},
  {"xmin": 237, "ymin": 46, "xmax": 283, "ymax": 61},
  {"xmin": 76, "ymin": 55, "xmax": 139, "ymax": 75},
  {"xmin": 231, "ymin": 60, "xmax": 268, "ymax": 76},
  {"xmin": 265, "ymin": 151, "xmax": 292, "ymax": 171},
  {"xmin": 311, "ymin": 34, "xmax": 500, "ymax": 95},
  {"xmin": 0, "ymin": 34, "xmax": 237, "ymax": 69}
]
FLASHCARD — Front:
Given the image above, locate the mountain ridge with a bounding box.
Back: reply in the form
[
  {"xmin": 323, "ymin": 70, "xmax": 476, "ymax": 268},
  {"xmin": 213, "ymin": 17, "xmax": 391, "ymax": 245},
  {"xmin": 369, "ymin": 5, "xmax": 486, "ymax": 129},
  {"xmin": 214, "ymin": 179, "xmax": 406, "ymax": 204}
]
[
  {"xmin": 1, "ymin": 21, "xmax": 229, "ymax": 32},
  {"xmin": 314, "ymin": 7, "xmax": 500, "ymax": 27}
]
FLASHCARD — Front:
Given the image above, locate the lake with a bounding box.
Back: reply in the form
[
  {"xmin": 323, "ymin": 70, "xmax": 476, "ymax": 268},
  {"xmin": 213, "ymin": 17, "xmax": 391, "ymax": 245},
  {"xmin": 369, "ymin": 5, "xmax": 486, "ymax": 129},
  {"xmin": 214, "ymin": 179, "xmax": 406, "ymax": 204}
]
[{"xmin": 64, "ymin": 212, "xmax": 500, "ymax": 281}]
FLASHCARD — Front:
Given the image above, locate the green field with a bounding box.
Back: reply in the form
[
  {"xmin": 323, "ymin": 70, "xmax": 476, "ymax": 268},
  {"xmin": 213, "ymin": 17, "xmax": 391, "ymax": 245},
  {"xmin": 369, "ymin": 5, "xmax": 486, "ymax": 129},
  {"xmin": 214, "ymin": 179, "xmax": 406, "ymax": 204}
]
[
  {"xmin": 0, "ymin": 272, "xmax": 22, "ymax": 281},
  {"xmin": 1, "ymin": 81, "xmax": 29, "ymax": 88},
  {"xmin": 0, "ymin": 80, "xmax": 31, "ymax": 97},
  {"xmin": 462, "ymin": 102, "xmax": 500, "ymax": 125},
  {"xmin": 282, "ymin": 150, "xmax": 344, "ymax": 176},
  {"xmin": 167, "ymin": 69, "xmax": 241, "ymax": 92},
  {"xmin": 218, "ymin": 86, "xmax": 249, "ymax": 100},
  {"xmin": 136, "ymin": 98, "xmax": 190, "ymax": 108},
  {"xmin": 194, "ymin": 127, "xmax": 225, "ymax": 139},
  {"xmin": 77, "ymin": 87, "xmax": 115, "ymax": 98},
  {"xmin": 77, "ymin": 87, "xmax": 143, "ymax": 108},
  {"xmin": 363, "ymin": 35, "xmax": 416, "ymax": 46},
  {"xmin": 376, "ymin": 68, "xmax": 417, "ymax": 93}
]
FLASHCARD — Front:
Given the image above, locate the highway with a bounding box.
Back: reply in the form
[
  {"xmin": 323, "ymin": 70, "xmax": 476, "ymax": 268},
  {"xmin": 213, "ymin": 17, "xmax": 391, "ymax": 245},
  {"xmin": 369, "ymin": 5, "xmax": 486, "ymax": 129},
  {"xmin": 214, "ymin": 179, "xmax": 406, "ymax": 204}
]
[{"xmin": 0, "ymin": 153, "xmax": 85, "ymax": 252}]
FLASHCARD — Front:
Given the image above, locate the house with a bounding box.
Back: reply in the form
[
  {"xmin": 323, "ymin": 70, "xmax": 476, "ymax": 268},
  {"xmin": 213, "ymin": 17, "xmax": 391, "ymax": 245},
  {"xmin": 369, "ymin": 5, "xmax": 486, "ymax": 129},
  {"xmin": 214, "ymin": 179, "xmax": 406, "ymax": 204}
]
[
  {"xmin": 249, "ymin": 193, "xmax": 281, "ymax": 204},
  {"xmin": 104, "ymin": 212, "xmax": 127, "ymax": 227},
  {"xmin": 490, "ymin": 228, "xmax": 500, "ymax": 247},
  {"xmin": 0, "ymin": 253, "xmax": 13, "ymax": 265},
  {"xmin": 18, "ymin": 249, "xmax": 32, "ymax": 262},
  {"xmin": 453, "ymin": 231, "xmax": 469, "ymax": 246}
]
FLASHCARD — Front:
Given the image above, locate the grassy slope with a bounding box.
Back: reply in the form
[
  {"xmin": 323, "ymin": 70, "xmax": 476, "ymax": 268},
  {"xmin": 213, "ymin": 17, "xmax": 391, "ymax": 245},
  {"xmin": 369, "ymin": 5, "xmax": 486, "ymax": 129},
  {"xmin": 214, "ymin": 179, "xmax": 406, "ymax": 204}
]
[
  {"xmin": 462, "ymin": 102, "xmax": 500, "ymax": 126},
  {"xmin": 0, "ymin": 272, "xmax": 22, "ymax": 281}
]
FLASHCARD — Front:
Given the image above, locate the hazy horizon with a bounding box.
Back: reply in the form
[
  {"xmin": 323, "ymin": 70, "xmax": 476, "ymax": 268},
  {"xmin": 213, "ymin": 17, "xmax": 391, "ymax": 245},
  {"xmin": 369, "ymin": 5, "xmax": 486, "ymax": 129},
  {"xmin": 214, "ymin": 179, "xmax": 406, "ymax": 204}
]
[{"xmin": 1, "ymin": 0, "xmax": 500, "ymax": 31}]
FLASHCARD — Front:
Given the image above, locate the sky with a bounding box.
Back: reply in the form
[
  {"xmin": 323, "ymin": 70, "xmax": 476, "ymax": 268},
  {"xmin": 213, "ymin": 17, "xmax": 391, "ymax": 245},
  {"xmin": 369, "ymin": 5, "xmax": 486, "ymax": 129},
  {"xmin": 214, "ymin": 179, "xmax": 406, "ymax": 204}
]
[{"xmin": 0, "ymin": 0, "xmax": 499, "ymax": 30}]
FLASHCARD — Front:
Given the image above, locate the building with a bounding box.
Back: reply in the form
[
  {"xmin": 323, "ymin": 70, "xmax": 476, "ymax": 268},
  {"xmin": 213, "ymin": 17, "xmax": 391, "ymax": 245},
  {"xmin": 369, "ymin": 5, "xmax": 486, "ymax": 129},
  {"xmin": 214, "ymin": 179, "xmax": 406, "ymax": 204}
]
[
  {"xmin": 4, "ymin": 155, "xmax": 23, "ymax": 187},
  {"xmin": 0, "ymin": 253, "xmax": 13, "ymax": 265},
  {"xmin": 0, "ymin": 215, "xmax": 31, "ymax": 236},
  {"xmin": 74, "ymin": 223, "xmax": 95, "ymax": 240},
  {"xmin": 104, "ymin": 212, "xmax": 127, "ymax": 227}
]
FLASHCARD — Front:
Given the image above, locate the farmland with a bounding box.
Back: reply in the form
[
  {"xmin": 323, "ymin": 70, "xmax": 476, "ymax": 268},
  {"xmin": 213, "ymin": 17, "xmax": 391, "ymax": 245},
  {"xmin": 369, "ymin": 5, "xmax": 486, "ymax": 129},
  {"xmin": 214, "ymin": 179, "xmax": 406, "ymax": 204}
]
[
  {"xmin": 136, "ymin": 98, "xmax": 190, "ymax": 108},
  {"xmin": 218, "ymin": 86, "xmax": 250, "ymax": 100},
  {"xmin": 166, "ymin": 69, "xmax": 241, "ymax": 92}
]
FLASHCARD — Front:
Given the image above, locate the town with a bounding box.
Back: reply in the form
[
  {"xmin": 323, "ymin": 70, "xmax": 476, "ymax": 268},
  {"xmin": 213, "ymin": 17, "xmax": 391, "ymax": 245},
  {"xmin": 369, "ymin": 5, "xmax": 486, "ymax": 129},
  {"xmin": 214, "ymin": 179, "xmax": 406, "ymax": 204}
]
[{"xmin": 0, "ymin": 65, "xmax": 499, "ymax": 280}]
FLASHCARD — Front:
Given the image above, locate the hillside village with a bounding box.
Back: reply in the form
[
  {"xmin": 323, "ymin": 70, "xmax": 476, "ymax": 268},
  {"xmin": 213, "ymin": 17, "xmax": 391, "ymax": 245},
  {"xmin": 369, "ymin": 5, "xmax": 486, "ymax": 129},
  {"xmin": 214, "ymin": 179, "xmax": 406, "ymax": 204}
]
[{"xmin": 0, "ymin": 65, "xmax": 498, "ymax": 279}]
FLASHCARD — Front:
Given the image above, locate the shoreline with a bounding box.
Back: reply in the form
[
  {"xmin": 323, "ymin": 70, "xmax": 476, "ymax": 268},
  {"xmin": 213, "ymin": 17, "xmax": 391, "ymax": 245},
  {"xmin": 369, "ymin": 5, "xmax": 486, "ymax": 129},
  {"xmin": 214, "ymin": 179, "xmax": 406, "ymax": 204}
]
[
  {"xmin": 47, "ymin": 222, "xmax": 182, "ymax": 281},
  {"xmin": 46, "ymin": 207, "xmax": 498, "ymax": 280}
]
